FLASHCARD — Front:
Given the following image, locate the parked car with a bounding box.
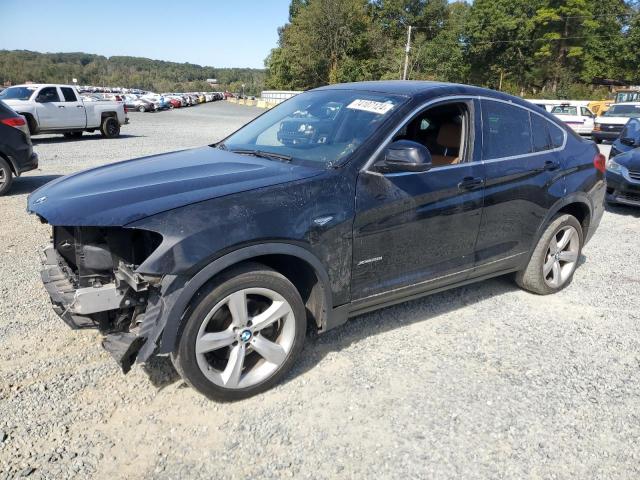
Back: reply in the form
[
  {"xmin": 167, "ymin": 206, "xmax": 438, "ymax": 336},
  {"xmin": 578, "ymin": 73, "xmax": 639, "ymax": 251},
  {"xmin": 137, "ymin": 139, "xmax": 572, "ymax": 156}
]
[
  {"xmin": 124, "ymin": 95, "xmax": 154, "ymax": 113},
  {"xmin": 550, "ymin": 104, "xmax": 595, "ymax": 135},
  {"xmin": 0, "ymin": 84, "xmax": 126, "ymax": 138},
  {"xmin": 592, "ymin": 103, "xmax": 640, "ymax": 144},
  {"xmin": 606, "ymin": 148, "xmax": 640, "ymax": 206},
  {"xmin": 28, "ymin": 81, "xmax": 605, "ymax": 401},
  {"xmin": 609, "ymin": 118, "xmax": 640, "ymax": 158},
  {"xmin": 0, "ymin": 100, "xmax": 38, "ymax": 195}
]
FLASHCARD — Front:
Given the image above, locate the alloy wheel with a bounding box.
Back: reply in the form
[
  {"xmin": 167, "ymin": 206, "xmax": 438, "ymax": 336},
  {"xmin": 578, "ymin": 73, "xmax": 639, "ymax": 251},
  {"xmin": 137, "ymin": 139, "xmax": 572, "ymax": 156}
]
[
  {"xmin": 0, "ymin": 168, "xmax": 6, "ymax": 188},
  {"xmin": 195, "ymin": 287, "xmax": 296, "ymax": 389},
  {"xmin": 543, "ymin": 225, "xmax": 580, "ymax": 288}
]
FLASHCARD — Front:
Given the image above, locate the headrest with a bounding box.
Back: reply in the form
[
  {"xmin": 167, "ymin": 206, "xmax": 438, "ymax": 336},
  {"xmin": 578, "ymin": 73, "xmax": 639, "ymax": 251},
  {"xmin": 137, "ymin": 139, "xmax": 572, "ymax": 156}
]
[{"xmin": 437, "ymin": 123, "xmax": 461, "ymax": 149}]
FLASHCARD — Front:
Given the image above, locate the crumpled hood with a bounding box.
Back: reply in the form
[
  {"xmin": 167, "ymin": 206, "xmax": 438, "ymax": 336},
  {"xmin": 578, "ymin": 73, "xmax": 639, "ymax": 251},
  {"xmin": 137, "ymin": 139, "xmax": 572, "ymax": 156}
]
[{"xmin": 27, "ymin": 147, "xmax": 321, "ymax": 226}]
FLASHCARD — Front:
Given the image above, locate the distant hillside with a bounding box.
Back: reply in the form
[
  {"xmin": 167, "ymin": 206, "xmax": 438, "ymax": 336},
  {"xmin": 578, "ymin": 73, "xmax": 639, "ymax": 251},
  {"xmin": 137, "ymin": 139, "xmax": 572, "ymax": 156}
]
[{"xmin": 0, "ymin": 50, "xmax": 266, "ymax": 94}]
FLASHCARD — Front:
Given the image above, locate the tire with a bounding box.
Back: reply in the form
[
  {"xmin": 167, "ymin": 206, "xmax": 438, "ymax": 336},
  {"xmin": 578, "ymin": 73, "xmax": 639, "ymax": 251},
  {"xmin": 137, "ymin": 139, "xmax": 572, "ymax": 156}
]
[
  {"xmin": 0, "ymin": 157, "xmax": 14, "ymax": 196},
  {"xmin": 137, "ymin": 105, "xmax": 146, "ymax": 113},
  {"xmin": 516, "ymin": 214, "xmax": 583, "ymax": 295},
  {"xmin": 63, "ymin": 132, "xmax": 82, "ymax": 139},
  {"xmin": 172, "ymin": 263, "xmax": 306, "ymax": 401},
  {"xmin": 21, "ymin": 114, "xmax": 37, "ymax": 135},
  {"xmin": 100, "ymin": 116, "xmax": 120, "ymax": 138}
]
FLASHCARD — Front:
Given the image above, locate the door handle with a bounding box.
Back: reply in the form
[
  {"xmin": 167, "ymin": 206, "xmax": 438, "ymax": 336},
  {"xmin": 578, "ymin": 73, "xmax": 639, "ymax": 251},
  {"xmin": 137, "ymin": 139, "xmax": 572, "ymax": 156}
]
[
  {"xmin": 57, "ymin": 105, "xmax": 65, "ymax": 108},
  {"xmin": 542, "ymin": 160, "xmax": 560, "ymax": 171},
  {"xmin": 458, "ymin": 176, "xmax": 484, "ymax": 190},
  {"xmin": 76, "ymin": 105, "xmax": 84, "ymax": 108}
]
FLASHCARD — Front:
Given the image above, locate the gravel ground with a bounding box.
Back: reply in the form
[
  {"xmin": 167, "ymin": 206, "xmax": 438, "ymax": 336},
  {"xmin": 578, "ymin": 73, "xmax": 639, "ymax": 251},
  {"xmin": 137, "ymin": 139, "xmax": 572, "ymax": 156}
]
[{"xmin": 1, "ymin": 102, "xmax": 639, "ymax": 479}]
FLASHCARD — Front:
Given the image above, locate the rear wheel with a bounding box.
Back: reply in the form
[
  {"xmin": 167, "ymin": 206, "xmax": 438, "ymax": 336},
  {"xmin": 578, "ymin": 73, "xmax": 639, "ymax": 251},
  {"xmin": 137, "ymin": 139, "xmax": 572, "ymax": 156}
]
[
  {"xmin": 172, "ymin": 263, "xmax": 306, "ymax": 401},
  {"xmin": 516, "ymin": 214, "xmax": 583, "ymax": 294},
  {"xmin": 100, "ymin": 116, "xmax": 120, "ymax": 138},
  {"xmin": 137, "ymin": 105, "xmax": 146, "ymax": 113},
  {"xmin": 0, "ymin": 158, "xmax": 14, "ymax": 196}
]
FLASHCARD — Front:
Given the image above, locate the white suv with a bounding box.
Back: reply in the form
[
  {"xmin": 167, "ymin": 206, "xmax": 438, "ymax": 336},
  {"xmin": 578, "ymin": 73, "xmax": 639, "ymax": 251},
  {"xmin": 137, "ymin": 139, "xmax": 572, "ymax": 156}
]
[{"xmin": 550, "ymin": 104, "xmax": 595, "ymax": 136}]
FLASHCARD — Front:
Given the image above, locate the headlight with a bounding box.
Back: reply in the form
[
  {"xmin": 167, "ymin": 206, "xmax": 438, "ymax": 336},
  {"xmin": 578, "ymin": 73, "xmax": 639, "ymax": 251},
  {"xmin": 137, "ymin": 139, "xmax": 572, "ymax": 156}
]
[{"xmin": 606, "ymin": 158, "xmax": 628, "ymax": 175}]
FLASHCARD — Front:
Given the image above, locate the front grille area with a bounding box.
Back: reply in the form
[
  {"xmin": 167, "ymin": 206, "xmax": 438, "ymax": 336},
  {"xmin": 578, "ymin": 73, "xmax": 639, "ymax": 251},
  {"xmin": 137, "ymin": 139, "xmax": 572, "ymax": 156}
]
[
  {"xmin": 599, "ymin": 123, "xmax": 623, "ymax": 132},
  {"xmin": 628, "ymin": 170, "xmax": 640, "ymax": 181},
  {"xmin": 618, "ymin": 191, "xmax": 640, "ymax": 203}
]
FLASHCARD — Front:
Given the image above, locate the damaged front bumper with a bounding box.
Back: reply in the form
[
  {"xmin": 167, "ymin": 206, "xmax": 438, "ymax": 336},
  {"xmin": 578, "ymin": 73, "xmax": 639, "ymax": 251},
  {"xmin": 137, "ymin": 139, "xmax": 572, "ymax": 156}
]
[{"xmin": 40, "ymin": 243, "xmax": 182, "ymax": 373}]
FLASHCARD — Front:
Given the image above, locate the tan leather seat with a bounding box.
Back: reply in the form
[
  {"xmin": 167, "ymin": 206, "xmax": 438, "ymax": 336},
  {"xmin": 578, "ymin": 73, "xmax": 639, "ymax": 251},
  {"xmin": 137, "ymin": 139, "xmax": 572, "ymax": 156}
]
[{"xmin": 431, "ymin": 123, "xmax": 461, "ymax": 166}]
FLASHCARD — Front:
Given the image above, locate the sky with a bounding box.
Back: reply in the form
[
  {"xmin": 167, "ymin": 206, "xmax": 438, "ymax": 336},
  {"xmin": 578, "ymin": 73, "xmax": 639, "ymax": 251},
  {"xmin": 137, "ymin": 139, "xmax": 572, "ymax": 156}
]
[{"xmin": 0, "ymin": 0, "xmax": 291, "ymax": 69}]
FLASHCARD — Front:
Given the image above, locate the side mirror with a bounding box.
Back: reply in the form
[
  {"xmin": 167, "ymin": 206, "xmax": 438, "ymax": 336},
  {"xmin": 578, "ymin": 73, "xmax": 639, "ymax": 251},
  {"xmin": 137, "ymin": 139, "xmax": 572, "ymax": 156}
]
[
  {"xmin": 377, "ymin": 140, "xmax": 432, "ymax": 173},
  {"xmin": 621, "ymin": 137, "xmax": 637, "ymax": 147}
]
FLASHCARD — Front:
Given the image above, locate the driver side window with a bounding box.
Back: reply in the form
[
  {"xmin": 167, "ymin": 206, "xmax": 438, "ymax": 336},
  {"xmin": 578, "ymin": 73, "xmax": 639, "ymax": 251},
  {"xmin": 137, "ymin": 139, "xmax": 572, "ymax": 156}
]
[
  {"xmin": 37, "ymin": 87, "xmax": 61, "ymax": 103},
  {"xmin": 392, "ymin": 102, "xmax": 468, "ymax": 167}
]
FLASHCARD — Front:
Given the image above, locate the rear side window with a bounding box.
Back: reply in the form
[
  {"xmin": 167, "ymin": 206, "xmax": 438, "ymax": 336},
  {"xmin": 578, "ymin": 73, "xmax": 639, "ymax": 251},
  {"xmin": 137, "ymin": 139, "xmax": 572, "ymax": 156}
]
[
  {"xmin": 60, "ymin": 87, "xmax": 77, "ymax": 102},
  {"xmin": 531, "ymin": 113, "xmax": 551, "ymax": 152},
  {"xmin": 549, "ymin": 123, "xmax": 565, "ymax": 148},
  {"xmin": 551, "ymin": 105, "xmax": 577, "ymax": 115},
  {"xmin": 481, "ymin": 100, "xmax": 532, "ymax": 159}
]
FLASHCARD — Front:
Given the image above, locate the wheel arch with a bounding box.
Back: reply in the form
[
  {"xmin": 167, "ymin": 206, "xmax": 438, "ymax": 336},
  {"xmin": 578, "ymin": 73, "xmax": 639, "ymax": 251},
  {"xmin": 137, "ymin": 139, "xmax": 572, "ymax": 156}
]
[
  {"xmin": 156, "ymin": 243, "xmax": 333, "ymax": 355},
  {"xmin": 531, "ymin": 194, "xmax": 593, "ymax": 254},
  {"xmin": 0, "ymin": 151, "xmax": 19, "ymax": 176}
]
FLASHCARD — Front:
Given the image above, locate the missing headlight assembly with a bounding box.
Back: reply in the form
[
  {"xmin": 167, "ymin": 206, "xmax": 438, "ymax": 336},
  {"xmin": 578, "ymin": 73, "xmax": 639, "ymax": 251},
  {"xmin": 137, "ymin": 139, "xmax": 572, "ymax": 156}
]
[{"xmin": 41, "ymin": 226, "xmax": 164, "ymax": 370}]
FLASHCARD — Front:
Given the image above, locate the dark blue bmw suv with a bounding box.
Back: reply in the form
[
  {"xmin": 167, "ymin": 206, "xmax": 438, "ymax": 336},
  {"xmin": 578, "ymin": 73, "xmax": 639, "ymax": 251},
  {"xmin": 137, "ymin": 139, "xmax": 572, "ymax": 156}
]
[{"xmin": 28, "ymin": 81, "xmax": 605, "ymax": 400}]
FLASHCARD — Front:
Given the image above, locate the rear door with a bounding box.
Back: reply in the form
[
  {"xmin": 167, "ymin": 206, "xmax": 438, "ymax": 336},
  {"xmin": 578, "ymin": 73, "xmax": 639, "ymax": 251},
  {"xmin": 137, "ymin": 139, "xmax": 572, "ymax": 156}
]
[
  {"xmin": 473, "ymin": 99, "xmax": 567, "ymax": 276},
  {"xmin": 59, "ymin": 87, "xmax": 87, "ymax": 128}
]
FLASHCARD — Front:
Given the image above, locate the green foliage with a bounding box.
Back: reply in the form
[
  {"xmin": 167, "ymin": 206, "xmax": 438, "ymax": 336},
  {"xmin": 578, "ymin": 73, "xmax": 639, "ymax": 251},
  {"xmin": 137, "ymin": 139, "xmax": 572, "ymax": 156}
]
[
  {"xmin": 267, "ymin": 0, "xmax": 640, "ymax": 98},
  {"xmin": 0, "ymin": 50, "xmax": 266, "ymax": 94}
]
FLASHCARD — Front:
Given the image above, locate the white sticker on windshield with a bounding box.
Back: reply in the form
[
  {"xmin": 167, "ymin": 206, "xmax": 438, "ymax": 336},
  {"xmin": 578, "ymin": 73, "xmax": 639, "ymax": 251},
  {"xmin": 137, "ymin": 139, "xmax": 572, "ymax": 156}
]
[{"xmin": 347, "ymin": 99, "xmax": 394, "ymax": 115}]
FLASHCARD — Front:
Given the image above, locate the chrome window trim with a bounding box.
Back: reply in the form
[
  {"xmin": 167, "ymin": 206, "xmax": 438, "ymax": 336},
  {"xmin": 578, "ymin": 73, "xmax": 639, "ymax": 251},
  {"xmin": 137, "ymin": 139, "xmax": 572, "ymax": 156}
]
[{"xmin": 362, "ymin": 94, "xmax": 568, "ymax": 173}]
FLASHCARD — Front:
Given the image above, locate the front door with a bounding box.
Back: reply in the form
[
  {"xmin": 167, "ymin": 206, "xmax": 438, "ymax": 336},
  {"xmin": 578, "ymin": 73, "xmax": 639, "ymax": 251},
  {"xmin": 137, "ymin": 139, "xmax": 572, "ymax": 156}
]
[
  {"xmin": 351, "ymin": 99, "xmax": 485, "ymax": 300},
  {"xmin": 34, "ymin": 86, "xmax": 63, "ymax": 129}
]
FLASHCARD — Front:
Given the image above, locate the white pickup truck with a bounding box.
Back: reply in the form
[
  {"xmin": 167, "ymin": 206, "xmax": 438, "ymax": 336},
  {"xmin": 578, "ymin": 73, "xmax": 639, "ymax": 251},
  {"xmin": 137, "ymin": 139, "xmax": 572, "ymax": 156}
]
[{"xmin": 0, "ymin": 84, "xmax": 126, "ymax": 138}]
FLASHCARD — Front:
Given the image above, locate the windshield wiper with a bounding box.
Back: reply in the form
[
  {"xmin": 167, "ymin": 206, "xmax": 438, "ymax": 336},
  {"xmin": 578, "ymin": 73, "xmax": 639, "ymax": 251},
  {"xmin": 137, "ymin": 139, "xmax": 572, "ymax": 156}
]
[{"xmin": 230, "ymin": 149, "xmax": 292, "ymax": 162}]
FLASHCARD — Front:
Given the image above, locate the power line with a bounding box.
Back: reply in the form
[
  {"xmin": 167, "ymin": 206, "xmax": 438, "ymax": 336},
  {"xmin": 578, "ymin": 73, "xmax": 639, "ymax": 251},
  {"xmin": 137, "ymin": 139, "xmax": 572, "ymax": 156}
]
[{"xmin": 472, "ymin": 34, "xmax": 624, "ymax": 46}]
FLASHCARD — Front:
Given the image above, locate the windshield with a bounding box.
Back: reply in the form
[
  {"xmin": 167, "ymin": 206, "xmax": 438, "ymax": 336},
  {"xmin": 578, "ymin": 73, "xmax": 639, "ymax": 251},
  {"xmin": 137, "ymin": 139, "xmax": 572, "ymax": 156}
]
[
  {"xmin": 615, "ymin": 92, "xmax": 640, "ymax": 103},
  {"xmin": 0, "ymin": 86, "xmax": 37, "ymax": 101},
  {"xmin": 604, "ymin": 105, "xmax": 640, "ymax": 118},
  {"xmin": 221, "ymin": 90, "xmax": 405, "ymax": 167},
  {"xmin": 551, "ymin": 105, "xmax": 577, "ymax": 115}
]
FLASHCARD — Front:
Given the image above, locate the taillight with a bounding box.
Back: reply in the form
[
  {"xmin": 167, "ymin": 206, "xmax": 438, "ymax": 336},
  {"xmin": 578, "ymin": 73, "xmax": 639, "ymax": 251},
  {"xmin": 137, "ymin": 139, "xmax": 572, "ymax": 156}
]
[
  {"xmin": 594, "ymin": 152, "xmax": 606, "ymax": 173},
  {"xmin": 1, "ymin": 117, "xmax": 26, "ymax": 128}
]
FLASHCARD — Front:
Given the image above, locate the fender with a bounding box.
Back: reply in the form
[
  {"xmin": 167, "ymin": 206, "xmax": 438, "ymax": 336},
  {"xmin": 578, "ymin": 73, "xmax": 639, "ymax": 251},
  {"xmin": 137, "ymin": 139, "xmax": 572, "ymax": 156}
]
[
  {"xmin": 155, "ymin": 242, "xmax": 334, "ymax": 355},
  {"xmin": 528, "ymin": 192, "xmax": 593, "ymax": 255},
  {"xmin": 0, "ymin": 153, "xmax": 20, "ymax": 177}
]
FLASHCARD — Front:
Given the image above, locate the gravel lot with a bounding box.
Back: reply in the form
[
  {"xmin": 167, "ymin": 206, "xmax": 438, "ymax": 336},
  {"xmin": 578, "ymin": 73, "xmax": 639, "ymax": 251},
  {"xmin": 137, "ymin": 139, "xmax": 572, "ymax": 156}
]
[{"xmin": 1, "ymin": 102, "xmax": 639, "ymax": 479}]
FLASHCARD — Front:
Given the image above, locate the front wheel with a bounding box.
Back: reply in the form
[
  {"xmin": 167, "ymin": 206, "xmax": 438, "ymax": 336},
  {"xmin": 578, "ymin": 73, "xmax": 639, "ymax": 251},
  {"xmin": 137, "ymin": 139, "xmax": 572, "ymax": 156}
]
[
  {"xmin": 100, "ymin": 116, "xmax": 120, "ymax": 138},
  {"xmin": 516, "ymin": 214, "xmax": 583, "ymax": 294},
  {"xmin": 172, "ymin": 263, "xmax": 306, "ymax": 401},
  {"xmin": 137, "ymin": 105, "xmax": 146, "ymax": 113}
]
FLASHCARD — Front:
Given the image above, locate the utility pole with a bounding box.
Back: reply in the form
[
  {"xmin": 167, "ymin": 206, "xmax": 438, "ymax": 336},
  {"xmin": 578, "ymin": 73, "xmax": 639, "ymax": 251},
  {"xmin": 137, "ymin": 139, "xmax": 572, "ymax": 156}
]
[{"xmin": 402, "ymin": 25, "xmax": 412, "ymax": 81}]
